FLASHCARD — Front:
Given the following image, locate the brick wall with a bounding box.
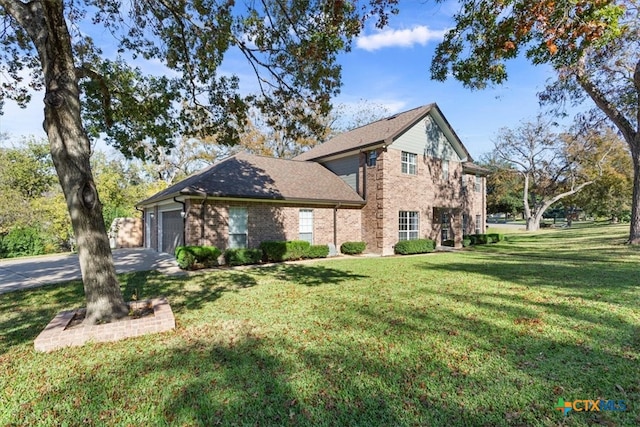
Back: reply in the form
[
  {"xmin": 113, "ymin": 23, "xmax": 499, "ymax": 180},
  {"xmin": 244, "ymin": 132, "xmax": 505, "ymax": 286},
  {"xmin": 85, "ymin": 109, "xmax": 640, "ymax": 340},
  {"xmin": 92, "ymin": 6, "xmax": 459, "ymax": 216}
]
[
  {"xmin": 184, "ymin": 199, "xmax": 362, "ymax": 251},
  {"xmin": 363, "ymin": 149, "xmax": 485, "ymax": 254}
]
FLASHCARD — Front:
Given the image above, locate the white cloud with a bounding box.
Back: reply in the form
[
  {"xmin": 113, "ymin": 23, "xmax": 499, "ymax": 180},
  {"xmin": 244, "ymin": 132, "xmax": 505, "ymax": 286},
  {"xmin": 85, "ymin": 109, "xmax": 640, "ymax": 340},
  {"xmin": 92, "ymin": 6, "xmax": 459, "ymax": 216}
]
[{"xmin": 356, "ymin": 26, "xmax": 446, "ymax": 52}]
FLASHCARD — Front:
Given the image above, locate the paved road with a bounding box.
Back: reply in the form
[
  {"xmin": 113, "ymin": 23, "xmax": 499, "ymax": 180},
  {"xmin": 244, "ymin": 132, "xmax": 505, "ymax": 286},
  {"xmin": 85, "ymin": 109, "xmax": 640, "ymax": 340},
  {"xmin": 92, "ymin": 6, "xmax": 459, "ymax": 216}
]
[{"xmin": 0, "ymin": 248, "xmax": 184, "ymax": 294}]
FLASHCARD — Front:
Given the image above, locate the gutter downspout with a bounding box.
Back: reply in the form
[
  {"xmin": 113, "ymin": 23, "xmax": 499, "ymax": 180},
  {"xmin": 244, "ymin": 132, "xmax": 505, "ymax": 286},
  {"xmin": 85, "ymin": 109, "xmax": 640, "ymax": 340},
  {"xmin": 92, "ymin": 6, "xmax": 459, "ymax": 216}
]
[
  {"xmin": 200, "ymin": 196, "xmax": 208, "ymax": 246},
  {"xmin": 333, "ymin": 202, "xmax": 341, "ymax": 254},
  {"xmin": 173, "ymin": 197, "xmax": 186, "ymax": 246}
]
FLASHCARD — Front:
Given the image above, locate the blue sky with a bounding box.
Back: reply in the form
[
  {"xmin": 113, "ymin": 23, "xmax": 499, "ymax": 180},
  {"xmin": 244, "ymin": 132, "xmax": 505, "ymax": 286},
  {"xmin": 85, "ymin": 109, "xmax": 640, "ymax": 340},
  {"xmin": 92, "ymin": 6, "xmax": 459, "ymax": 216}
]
[{"xmin": 0, "ymin": 1, "xmax": 572, "ymax": 160}]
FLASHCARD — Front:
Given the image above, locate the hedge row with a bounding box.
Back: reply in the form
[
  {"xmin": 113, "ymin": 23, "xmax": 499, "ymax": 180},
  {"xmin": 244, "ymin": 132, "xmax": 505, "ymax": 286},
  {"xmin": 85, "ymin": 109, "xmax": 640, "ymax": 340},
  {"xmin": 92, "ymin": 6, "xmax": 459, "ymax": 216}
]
[
  {"xmin": 464, "ymin": 233, "xmax": 505, "ymax": 246},
  {"xmin": 394, "ymin": 239, "xmax": 436, "ymax": 255},
  {"xmin": 259, "ymin": 240, "xmax": 330, "ymax": 262},
  {"xmin": 176, "ymin": 240, "xmax": 333, "ymax": 269}
]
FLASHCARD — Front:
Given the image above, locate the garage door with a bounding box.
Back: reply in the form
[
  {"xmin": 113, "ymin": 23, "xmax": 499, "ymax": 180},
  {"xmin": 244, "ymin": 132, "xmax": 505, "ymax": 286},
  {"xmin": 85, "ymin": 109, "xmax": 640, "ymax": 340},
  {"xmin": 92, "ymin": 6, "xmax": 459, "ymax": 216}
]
[{"xmin": 161, "ymin": 210, "xmax": 183, "ymax": 254}]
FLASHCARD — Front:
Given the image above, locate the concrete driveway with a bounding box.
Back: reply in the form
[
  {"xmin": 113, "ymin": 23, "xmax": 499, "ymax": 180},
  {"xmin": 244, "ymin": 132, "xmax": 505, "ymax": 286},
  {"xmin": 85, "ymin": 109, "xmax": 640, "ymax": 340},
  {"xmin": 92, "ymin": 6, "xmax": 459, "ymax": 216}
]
[{"xmin": 0, "ymin": 248, "xmax": 184, "ymax": 294}]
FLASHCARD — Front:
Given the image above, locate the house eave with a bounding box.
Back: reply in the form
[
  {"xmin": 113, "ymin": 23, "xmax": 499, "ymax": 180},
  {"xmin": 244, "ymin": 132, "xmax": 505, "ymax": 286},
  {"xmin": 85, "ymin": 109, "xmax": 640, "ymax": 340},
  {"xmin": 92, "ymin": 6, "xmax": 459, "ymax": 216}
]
[
  {"xmin": 140, "ymin": 194, "xmax": 365, "ymax": 208},
  {"xmin": 303, "ymin": 141, "xmax": 388, "ymax": 163}
]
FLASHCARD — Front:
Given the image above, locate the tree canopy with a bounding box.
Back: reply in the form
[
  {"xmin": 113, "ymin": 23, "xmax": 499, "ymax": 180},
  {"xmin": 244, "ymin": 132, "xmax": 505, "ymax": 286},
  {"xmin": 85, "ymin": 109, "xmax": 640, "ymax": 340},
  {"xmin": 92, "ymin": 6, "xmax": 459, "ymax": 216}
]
[
  {"xmin": 0, "ymin": 0, "xmax": 398, "ymax": 323},
  {"xmin": 431, "ymin": 0, "xmax": 640, "ymax": 242}
]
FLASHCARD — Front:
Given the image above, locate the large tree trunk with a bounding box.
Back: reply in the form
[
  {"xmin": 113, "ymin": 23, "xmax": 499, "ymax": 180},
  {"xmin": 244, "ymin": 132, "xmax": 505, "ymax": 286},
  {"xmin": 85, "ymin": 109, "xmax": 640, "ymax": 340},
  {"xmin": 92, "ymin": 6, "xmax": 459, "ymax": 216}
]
[
  {"xmin": 629, "ymin": 146, "xmax": 640, "ymax": 244},
  {"xmin": 21, "ymin": 1, "xmax": 128, "ymax": 323}
]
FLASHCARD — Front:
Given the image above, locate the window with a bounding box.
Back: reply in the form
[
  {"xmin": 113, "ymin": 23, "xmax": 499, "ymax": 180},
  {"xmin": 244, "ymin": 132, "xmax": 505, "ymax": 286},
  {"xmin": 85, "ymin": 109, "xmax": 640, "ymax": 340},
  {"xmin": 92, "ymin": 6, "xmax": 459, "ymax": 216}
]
[
  {"xmin": 462, "ymin": 214, "xmax": 468, "ymax": 235},
  {"xmin": 401, "ymin": 151, "xmax": 417, "ymax": 175},
  {"xmin": 441, "ymin": 211, "xmax": 450, "ymax": 241},
  {"xmin": 475, "ymin": 175, "xmax": 482, "ymax": 193},
  {"xmin": 442, "ymin": 160, "xmax": 449, "ymax": 180},
  {"xmin": 475, "ymin": 214, "xmax": 482, "ymax": 235},
  {"xmin": 299, "ymin": 209, "xmax": 313, "ymax": 243},
  {"xmin": 399, "ymin": 211, "xmax": 419, "ymax": 241},
  {"xmin": 461, "ymin": 174, "xmax": 467, "ymax": 194},
  {"xmin": 228, "ymin": 207, "xmax": 248, "ymax": 248},
  {"xmin": 367, "ymin": 150, "xmax": 377, "ymax": 167}
]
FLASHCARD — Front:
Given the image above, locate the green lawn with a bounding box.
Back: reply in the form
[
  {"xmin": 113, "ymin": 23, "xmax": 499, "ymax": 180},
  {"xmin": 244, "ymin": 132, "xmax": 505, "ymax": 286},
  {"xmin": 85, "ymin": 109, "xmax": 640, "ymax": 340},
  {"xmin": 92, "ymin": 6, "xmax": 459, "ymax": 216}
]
[{"xmin": 1, "ymin": 223, "xmax": 638, "ymax": 426}]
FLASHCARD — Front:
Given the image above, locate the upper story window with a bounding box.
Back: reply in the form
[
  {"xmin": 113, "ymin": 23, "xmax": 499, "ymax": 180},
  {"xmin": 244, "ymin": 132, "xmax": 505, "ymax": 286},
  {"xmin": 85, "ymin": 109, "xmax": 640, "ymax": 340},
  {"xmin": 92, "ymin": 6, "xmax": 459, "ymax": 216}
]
[
  {"xmin": 367, "ymin": 150, "xmax": 377, "ymax": 167},
  {"xmin": 461, "ymin": 174, "xmax": 467, "ymax": 193},
  {"xmin": 442, "ymin": 160, "xmax": 449, "ymax": 180},
  {"xmin": 401, "ymin": 151, "xmax": 417, "ymax": 175},
  {"xmin": 475, "ymin": 175, "xmax": 482, "ymax": 193}
]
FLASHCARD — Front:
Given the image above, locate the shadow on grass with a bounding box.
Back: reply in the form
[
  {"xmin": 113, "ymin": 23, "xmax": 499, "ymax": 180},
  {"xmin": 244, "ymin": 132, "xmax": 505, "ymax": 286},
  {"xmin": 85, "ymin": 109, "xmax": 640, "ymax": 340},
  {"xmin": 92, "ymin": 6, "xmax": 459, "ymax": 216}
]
[
  {"xmin": 0, "ymin": 281, "xmax": 84, "ymax": 354},
  {"xmin": 266, "ymin": 263, "xmax": 370, "ymax": 287}
]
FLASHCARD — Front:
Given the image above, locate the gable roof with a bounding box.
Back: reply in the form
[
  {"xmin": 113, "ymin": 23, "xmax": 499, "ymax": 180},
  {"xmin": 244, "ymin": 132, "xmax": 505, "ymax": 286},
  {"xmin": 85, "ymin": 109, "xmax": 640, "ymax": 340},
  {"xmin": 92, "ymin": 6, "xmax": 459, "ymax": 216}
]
[
  {"xmin": 294, "ymin": 103, "xmax": 472, "ymax": 162},
  {"xmin": 137, "ymin": 152, "xmax": 365, "ymax": 207}
]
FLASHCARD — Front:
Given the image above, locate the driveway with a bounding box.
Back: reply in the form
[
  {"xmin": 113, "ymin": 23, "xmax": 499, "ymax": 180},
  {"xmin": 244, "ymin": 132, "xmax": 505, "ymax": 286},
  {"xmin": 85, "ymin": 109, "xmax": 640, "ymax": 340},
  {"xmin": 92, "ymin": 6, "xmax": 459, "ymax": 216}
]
[{"xmin": 0, "ymin": 248, "xmax": 184, "ymax": 294}]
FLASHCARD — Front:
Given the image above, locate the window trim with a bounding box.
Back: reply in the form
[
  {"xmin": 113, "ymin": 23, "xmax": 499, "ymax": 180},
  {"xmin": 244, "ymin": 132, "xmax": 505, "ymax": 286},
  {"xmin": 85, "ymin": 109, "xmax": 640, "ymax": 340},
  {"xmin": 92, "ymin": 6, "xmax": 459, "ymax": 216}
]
[
  {"xmin": 367, "ymin": 150, "xmax": 377, "ymax": 167},
  {"xmin": 299, "ymin": 209, "xmax": 314, "ymax": 244},
  {"xmin": 399, "ymin": 210, "xmax": 419, "ymax": 241},
  {"xmin": 228, "ymin": 207, "xmax": 248, "ymax": 249},
  {"xmin": 401, "ymin": 151, "xmax": 417, "ymax": 175},
  {"xmin": 442, "ymin": 159, "xmax": 449, "ymax": 180},
  {"xmin": 474, "ymin": 175, "xmax": 482, "ymax": 193}
]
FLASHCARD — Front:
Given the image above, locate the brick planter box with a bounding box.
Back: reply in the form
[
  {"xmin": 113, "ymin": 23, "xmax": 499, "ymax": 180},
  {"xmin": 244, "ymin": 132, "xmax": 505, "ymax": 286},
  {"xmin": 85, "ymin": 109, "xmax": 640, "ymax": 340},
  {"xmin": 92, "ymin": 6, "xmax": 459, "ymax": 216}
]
[{"xmin": 34, "ymin": 297, "xmax": 175, "ymax": 352}]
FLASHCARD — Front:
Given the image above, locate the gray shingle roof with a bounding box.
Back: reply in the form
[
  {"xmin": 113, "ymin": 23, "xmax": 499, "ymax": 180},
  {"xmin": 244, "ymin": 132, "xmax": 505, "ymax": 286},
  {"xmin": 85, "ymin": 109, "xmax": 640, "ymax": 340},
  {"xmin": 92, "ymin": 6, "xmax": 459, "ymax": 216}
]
[
  {"xmin": 295, "ymin": 104, "xmax": 437, "ymax": 161},
  {"xmin": 137, "ymin": 152, "xmax": 365, "ymax": 206}
]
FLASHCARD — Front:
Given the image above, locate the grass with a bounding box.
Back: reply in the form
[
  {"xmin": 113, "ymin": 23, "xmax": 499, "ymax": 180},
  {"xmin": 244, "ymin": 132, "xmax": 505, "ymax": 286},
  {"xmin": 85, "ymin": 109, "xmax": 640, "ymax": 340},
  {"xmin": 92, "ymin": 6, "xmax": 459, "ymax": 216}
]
[{"xmin": 1, "ymin": 223, "xmax": 639, "ymax": 426}]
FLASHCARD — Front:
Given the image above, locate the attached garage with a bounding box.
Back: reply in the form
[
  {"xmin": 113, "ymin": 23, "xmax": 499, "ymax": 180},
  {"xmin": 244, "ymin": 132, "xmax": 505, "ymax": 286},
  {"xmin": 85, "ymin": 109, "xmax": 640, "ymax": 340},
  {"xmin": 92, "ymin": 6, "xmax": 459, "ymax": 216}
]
[
  {"xmin": 142, "ymin": 202, "xmax": 185, "ymax": 254},
  {"xmin": 160, "ymin": 210, "xmax": 184, "ymax": 254}
]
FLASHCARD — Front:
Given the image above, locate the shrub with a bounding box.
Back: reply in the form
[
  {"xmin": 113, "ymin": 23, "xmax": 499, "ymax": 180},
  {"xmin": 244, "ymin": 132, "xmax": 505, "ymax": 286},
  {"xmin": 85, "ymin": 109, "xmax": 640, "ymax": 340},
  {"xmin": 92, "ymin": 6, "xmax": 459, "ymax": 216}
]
[
  {"xmin": 340, "ymin": 241, "xmax": 366, "ymax": 255},
  {"xmin": 175, "ymin": 245, "xmax": 222, "ymax": 270},
  {"xmin": 260, "ymin": 240, "xmax": 311, "ymax": 262},
  {"xmin": 487, "ymin": 233, "xmax": 504, "ymax": 243},
  {"xmin": 0, "ymin": 226, "xmax": 46, "ymax": 258},
  {"xmin": 304, "ymin": 245, "xmax": 330, "ymax": 259},
  {"xmin": 442, "ymin": 239, "xmax": 455, "ymax": 247},
  {"xmin": 462, "ymin": 237, "xmax": 472, "ymax": 247},
  {"xmin": 394, "ymin": 239, "xmax": 435, "ymax": 255},
  {"xmin": 223, "ymin": 248, "xmax": 263, "ymax": 266}
]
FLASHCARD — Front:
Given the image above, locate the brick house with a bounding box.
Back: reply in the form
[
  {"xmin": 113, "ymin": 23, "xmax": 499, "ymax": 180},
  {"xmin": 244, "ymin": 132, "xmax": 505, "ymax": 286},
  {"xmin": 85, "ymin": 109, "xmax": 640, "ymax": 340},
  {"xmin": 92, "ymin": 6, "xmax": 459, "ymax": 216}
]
[{"xmin": 137, "ymin": 103, "xmax": 488, "ymax": 255}]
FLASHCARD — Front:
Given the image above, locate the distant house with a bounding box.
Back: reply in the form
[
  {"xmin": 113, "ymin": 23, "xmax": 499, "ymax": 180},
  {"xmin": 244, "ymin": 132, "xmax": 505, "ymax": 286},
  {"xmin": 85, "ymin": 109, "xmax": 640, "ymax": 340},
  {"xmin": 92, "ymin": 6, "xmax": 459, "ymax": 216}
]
[{"xmin": 137, "ymin": 103, "xmax": 488, "ymax": 255}]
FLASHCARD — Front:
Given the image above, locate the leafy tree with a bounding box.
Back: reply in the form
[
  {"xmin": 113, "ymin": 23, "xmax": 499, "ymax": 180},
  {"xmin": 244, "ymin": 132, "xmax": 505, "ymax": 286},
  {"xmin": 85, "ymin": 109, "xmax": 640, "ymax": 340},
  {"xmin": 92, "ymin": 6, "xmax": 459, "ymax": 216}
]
[
  {"xmin": 566, "ymin": 128, "xmax": 633, "ymax": 221},
  {"xmin": 0, "ymin": 1, "xmax": 397, "ymax": 323},
  {"xmin": 0, "ymin": 139, "xmax": 56, "ymax": 233},
  {"xmin": 477, "ymin": 152, "xmax": 522, "ymax": 216},
  {"xmin": 431, "ymin": 0, "xmax": 640, "ymax": 242},
  {"xmin": 493, "ymin": 116, "xmax": 595, "ymax": 230}
]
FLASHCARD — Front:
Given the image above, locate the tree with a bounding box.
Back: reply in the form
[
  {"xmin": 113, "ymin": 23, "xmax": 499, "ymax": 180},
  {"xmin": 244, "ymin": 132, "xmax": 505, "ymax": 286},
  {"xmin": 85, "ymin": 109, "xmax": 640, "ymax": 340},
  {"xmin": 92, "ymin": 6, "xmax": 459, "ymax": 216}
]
[
  {"xmin": 493, "ymin": 116, "xmax": 594, "ymax": 231},
  {"xmin": 477, "ymin": 152, "xmax": 522, "ymax": 217},
  {"xmin": 0, "ymin": 1, "xmax": 397, "ymax": 324},
  {"xmin": 567, "ymin": 128, "xmax": 633, "ymax": 221},
  {"xmin": 0, "ymin": 139, "xmax": 56, "ymax": 233},
  {"xmin": 431, "ymin": 0, "xmax": 640, "ymax": 242}
]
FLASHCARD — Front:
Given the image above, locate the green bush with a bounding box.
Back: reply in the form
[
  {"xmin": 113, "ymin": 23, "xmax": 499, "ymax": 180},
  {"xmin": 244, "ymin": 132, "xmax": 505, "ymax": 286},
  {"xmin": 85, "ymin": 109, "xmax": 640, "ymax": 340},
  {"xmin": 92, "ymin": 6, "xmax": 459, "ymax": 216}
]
[
  {"xmin": 175, "ymin": 245, "xmax": 222, "ymax": 270},
  {"xmin": 340, "ymin": 241, "xmax": 366, "ymax": 255},
  {"xmin": 305, "ymin": 245, "xmax": 330, "ymax": 259},
  {"xmin": 260, "ymin": 240, "xmax": 311, "ymax": 262},
  {"xmin": 0, "ymin": 226, "xmax": 46, "ymax": 258},
  {"xmin": 462, "ymin": 237, "xmax": 472, "ymax": 248},
  {"xmin": 487, "ymin": 233, "xmax": 504, "ymax": 243},
  {"xmin": 442, "ymin": 239, "xmax": 455, "ymax": 247},
  {"xmin": 223, "ymin": 248, "xmax": 263, "ymax": 266},
  {"xmin": 394, "ymin": 239, "xmax": 436, "ymax": 255}
]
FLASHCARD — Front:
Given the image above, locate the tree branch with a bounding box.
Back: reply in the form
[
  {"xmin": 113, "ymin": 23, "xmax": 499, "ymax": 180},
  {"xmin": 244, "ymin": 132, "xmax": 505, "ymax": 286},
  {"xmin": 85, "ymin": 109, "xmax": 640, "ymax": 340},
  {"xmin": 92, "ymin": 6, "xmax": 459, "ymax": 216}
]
[
  {"xmin": 575, "ymin": 54, "xmax": 637, "ymax": 146},
  {"xmin": 75, "ymin": 65, "xmax": 113, "ymax": 127}
]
